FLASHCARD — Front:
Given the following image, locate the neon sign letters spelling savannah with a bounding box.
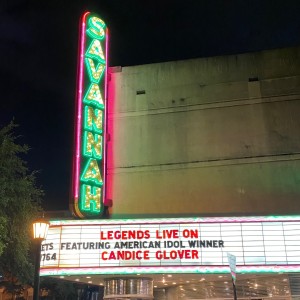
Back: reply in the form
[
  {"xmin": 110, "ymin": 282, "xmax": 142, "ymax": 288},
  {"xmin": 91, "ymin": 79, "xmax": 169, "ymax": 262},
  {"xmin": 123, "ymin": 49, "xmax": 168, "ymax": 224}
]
[{"xmin": 71, "ymin": 12, "xmax": 108, "ymax": 218}]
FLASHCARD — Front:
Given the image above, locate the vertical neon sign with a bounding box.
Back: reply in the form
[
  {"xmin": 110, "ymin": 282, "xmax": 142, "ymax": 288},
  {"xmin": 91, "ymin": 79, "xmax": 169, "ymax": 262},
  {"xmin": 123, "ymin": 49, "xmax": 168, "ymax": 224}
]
[{"xmin": 71, "ymin": 12, "xmax": 108, "ymax": 218}]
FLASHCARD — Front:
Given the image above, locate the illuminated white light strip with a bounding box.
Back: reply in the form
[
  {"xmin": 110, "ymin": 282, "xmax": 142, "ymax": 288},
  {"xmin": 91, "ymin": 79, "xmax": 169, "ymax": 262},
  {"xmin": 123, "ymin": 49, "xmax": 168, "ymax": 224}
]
[
  {"xmin": 49, "ymin": 215, "xmax": 300, "ymax": 227},
  {"xmin": 40, "ymin": 264, "xmax": 300, "ymax": 276}
]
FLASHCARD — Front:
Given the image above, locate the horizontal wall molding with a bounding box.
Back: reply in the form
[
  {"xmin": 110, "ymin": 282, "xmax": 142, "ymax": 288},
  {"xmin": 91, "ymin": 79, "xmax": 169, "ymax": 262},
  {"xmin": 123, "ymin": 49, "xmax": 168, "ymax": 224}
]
[
  {"xmin": 108, "ymin": 94, "xmax": 300, "ymax": 120},
  {"xmin": 108, "ymin": 152, "xmax": 300, "ymax": 174}
]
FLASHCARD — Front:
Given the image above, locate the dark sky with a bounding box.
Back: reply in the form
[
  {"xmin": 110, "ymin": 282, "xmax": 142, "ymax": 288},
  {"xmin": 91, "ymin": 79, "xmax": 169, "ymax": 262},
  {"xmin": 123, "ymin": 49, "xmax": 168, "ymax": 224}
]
[{"xmin": 1, "ymin": 0, "xmax": 300, "ymax": 211}]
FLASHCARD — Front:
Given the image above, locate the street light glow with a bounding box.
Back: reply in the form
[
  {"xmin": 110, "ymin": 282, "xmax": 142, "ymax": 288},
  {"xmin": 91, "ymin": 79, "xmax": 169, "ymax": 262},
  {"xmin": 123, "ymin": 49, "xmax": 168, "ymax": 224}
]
[{"xmin": 33, "ymin": 219, "xmax": 49, "ymax": 240}]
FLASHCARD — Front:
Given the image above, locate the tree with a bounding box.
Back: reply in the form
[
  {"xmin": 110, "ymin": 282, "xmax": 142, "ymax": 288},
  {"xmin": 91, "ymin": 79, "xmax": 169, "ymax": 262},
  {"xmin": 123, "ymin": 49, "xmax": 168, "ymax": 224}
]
[{"xmin": 0, "ymin": 122, "xmax": 43, "ymax": 285}]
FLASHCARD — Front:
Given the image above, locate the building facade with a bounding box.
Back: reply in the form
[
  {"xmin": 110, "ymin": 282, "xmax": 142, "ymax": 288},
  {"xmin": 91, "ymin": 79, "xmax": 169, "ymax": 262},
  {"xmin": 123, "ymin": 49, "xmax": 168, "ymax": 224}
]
[
  {"xmin": 107, "ymin": 46, "xmax": 300, "ymax": 217},
  {"xmin": 42, "ymin": 46, "xmax": 300, "ymax": 300}
]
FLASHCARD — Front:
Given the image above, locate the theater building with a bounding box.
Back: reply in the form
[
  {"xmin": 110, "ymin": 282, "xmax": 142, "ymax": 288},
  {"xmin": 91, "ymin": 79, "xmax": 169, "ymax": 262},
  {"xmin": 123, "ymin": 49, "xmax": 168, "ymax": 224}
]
[{"xmin": 41, "ymin": 13, "xmax": 300, "ymax": 300}]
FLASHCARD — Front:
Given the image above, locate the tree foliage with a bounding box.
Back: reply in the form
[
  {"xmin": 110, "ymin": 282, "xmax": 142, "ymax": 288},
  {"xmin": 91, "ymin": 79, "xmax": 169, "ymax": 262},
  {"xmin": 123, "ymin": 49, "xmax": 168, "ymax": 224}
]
[
  {"xmin": 0, "ymin": 122, "xmax": 43, "ymax": 284},
  {"xmin": 40, "ymin": 278, "xmax": 78, "ymax": 300}
]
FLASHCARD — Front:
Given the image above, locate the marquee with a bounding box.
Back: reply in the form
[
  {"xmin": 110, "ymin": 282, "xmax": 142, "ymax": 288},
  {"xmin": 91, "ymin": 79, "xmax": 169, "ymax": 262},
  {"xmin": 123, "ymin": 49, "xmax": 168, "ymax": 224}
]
[{"xmin": 40, "ymin": 216, "xmax": 300, "ymax": 276}]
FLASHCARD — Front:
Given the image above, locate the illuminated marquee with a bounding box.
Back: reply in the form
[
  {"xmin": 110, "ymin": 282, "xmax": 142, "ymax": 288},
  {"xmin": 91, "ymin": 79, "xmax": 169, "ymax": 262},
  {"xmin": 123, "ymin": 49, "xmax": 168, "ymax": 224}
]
[
  {"xmin": 71, "ymin": 12, "xmax": 109, "ymax": 218},
  {"xmin": 40, "ymin": 216, "xmax": 300, "ymax": 276}
]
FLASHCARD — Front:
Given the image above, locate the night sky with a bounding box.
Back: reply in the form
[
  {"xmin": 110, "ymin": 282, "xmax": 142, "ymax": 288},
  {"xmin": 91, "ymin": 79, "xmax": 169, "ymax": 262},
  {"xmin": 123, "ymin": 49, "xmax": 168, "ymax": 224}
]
[{"xmin": 1, "ymin": 0, "xmax": 300, "ymax": 211}]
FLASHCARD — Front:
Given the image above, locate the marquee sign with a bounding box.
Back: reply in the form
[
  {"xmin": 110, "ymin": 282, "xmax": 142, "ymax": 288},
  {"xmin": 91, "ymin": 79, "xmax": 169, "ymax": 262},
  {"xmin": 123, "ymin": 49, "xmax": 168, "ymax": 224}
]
[
  {"xmin": 40, "ymin": 216, "xmax": 300, "ymax": 276},
  {"xmin": 71, "ymin": 12, "xmax": 109, "ymax": 218}
]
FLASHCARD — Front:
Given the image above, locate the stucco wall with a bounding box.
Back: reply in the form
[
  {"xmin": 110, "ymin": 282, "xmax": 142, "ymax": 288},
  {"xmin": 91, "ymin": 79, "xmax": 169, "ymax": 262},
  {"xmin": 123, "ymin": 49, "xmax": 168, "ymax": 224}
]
[{"xmin": 107, "ymin": 46, "xmax": 300, "ymax": 217}]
